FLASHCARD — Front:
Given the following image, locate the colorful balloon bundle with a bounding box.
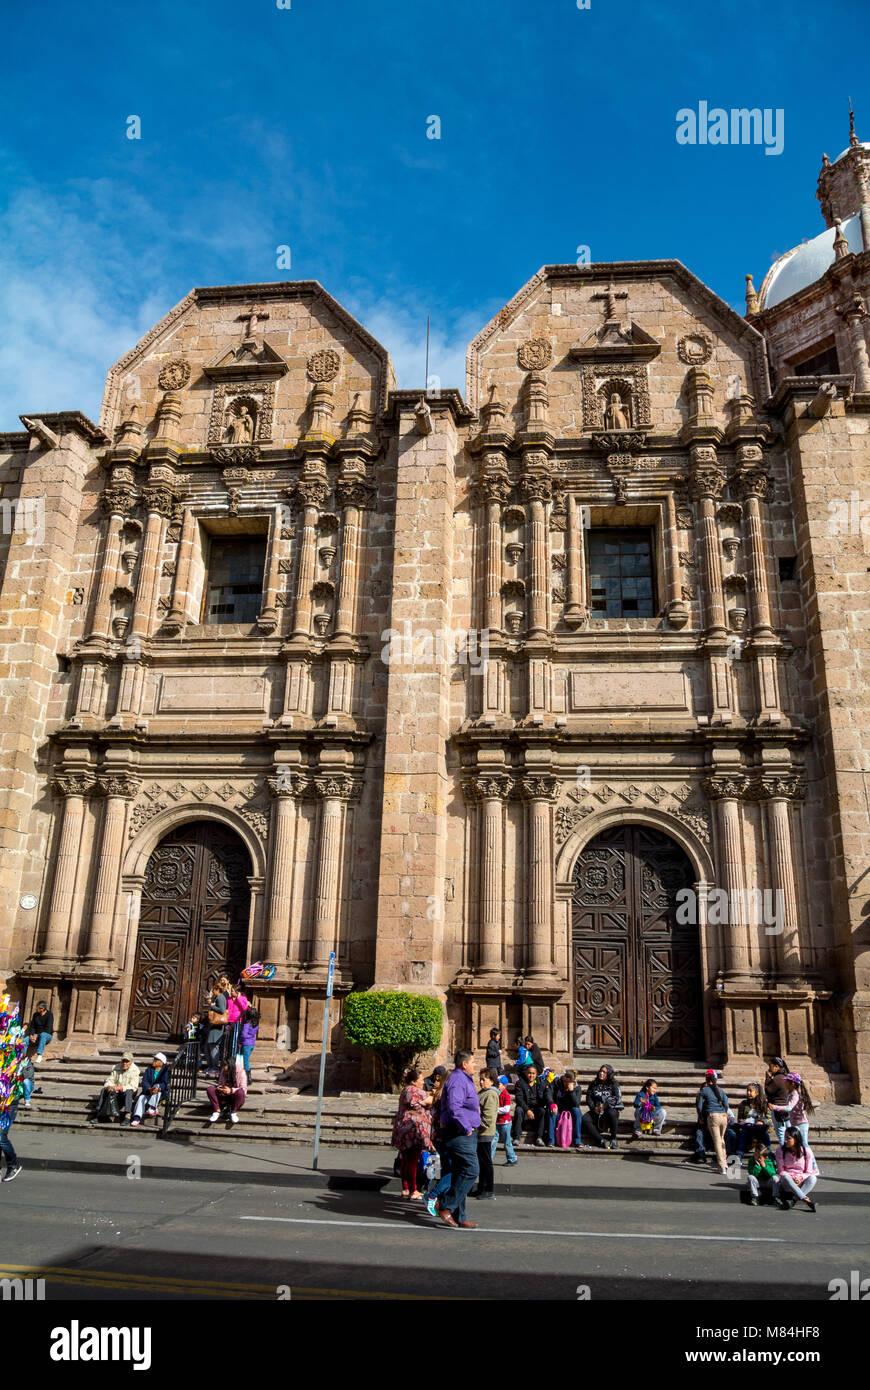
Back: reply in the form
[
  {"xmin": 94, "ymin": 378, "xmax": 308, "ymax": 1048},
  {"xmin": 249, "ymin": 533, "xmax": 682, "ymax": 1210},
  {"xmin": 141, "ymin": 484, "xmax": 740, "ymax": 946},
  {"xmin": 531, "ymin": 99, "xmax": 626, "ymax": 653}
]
[{"xmin": 0, "ymin": 993, "xmax": 27, "ymax": 1123}]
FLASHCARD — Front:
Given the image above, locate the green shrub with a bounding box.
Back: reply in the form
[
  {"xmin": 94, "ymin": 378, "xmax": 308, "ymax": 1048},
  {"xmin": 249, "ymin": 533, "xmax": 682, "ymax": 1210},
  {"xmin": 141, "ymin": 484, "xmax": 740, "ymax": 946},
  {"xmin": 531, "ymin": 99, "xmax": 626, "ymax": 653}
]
[{"xmin": 343, "ymin": 990, "xmax": 443, "ymax": 1091}]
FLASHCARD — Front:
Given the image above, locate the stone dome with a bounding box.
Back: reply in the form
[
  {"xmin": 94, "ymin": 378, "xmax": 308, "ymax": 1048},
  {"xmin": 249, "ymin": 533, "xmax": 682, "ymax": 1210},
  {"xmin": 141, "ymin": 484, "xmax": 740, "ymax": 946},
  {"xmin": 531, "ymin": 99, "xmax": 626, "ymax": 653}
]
[{"xmin": 759, "ymin": 211, "xmax": 865, "ymax": 309}]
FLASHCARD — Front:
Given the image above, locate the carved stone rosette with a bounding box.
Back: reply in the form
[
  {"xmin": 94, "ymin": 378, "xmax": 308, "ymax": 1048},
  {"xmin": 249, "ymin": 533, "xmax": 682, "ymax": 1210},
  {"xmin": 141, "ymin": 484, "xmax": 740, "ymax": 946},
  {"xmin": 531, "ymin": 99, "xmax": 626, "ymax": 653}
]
[
  {"xmin": 517, "ymin": 338, "xmax": 553, "ymax": 371},
  {"xmin": 158, "ymin": 358, "xmax": 192, "ymax": 391}
]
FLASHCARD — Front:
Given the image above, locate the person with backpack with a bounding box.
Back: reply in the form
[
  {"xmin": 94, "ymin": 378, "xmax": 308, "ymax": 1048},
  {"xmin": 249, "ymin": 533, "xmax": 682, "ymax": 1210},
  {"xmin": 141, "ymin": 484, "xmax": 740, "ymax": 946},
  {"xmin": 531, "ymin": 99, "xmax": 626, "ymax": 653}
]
[
  {"xmin": 493, "ymin": 1075, "xmax": 518, "ymax": 1164},
  {"xmin": 772, "ymin": 1072, "xmax": 814, "ymax": 1148},
  {"xmin": 632, "ymin": 1078, "xmax": 666, "ymax": 1139},
  {"xmin": 240, "ymin": 1007, "xmax": 259, "ymax": 1082},
  {"xmin": 697, "ymin": 1069, "xmax": 732, "ymax": 1175},
  {"xmin": 746, "ymin": 1140, "xmax": 777, "ymax": 1206},
  {"xmin": 775, "ymin": 1127, "xmax": 819, "ymax": 1211},
  {"xmin": 764, "ymin": 1057, "xmax": 793, "ymax": 1146},
  {"xmin": 556, "ymin": 1070, "xmax": 584, "ymax": 1148},
  {"xmin": 94, "ymin": 1052, "xmax": 140, "ymax": 1124},
  {"xmin": 582, "ymin": 1064, "xmax": 623, "ymax": 1150}
]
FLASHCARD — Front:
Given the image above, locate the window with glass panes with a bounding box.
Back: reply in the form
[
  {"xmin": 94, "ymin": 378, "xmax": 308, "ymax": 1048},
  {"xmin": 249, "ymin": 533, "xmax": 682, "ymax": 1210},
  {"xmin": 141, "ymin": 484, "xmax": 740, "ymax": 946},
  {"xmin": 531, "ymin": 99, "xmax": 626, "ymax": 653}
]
[
  {"xmin": 587, "ymin": 529, "xmax": 656, "ymax": 618},
  {"xmin": 203, "ymin": 536, "xmax": 266, "ymax": 625}
]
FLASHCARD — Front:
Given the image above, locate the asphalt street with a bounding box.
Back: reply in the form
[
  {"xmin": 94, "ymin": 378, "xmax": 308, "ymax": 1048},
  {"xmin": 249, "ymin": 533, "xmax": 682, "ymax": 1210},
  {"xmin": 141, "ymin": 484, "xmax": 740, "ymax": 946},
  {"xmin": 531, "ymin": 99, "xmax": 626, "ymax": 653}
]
[{"xmin": 3, "ymin": 1161, "xmax": 869, "ymax": 1302}]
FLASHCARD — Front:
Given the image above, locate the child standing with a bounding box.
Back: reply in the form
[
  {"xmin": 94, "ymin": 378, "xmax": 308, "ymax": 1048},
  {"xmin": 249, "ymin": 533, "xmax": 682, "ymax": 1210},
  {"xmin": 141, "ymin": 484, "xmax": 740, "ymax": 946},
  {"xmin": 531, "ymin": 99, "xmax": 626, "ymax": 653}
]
[
  {"xmin": 240, "ymin": 1007, "xmax": 259, "ymax": 1082},
  {"xmin": 493, "ymin": 1076, "xmax": 518, "ymax": 1165}
]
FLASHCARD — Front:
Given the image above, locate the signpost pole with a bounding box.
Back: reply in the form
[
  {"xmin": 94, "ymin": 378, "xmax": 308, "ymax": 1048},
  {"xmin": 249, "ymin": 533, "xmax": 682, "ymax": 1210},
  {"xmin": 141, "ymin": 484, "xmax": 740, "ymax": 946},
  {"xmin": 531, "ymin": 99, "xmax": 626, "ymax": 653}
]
[{"xmin": 312, "ymin": 950, "xmax": 335, "ymax": 1171}]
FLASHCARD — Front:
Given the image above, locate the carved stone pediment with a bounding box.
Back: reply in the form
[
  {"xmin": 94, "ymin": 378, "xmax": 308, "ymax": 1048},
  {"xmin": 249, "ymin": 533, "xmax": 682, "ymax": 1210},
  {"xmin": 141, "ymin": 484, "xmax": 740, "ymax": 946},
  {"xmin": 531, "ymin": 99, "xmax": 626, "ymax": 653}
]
[
  {"xmin": 203, "ymin": 339, "xmax": 288, "ymax": 381},
  {"xmin": 570, "ymin": 320, "xmax": 661, "ymax": 364}
]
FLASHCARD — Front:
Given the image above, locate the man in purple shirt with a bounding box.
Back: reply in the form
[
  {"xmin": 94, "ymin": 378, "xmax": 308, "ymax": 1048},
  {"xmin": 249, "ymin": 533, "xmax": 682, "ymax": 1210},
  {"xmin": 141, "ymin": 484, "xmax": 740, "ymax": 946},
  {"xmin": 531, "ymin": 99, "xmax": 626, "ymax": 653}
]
[{"xmin": 436, "ymin": 1051, "xmax": 481, "ymax": 1229}]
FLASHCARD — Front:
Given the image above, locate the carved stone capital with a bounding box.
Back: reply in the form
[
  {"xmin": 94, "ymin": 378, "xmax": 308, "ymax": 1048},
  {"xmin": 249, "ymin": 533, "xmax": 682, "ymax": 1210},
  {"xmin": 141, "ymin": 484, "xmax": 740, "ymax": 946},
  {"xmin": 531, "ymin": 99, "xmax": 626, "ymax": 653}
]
[
  {"xmin": 518, "ymin": 774, "xmax": 560, "ymax": 803},
  {"xmin": 702, "ymin": 774, "xmax": 747, "ymax": 801},
  {"xmin": 293, "ymin": 479, "xmax": 331, "ymax": 512},
  {"xmin": 141, "ymin": 485, "xmax": 176, "ymax": 518},
  {"xmin": 313, "ymin": 773, "xmax": 362, "ymax": 802},
  {"xmin": 735, "ymin": 468, "xmax": 773, "ymax": 502},
  {"xmin": 267, "ymin": 771, "xmax": 310, "ymax": 800},
  {"xmin": 520, "ymin": 474, "xmax": 552, "ymax": 505},
  {"xmin": 474, "ymin": 473, "xmax": 512, "ymax": 506},
  {"xmin": 462, "ymin": 774, "xmax": 512, "ymax": 802},
  {"xmin": 688, "ymin": 466, "xmax": 726, "ymax": 502},
  {"xmin": 335, "ymin": 477, "xmax": 376, "ymax": 511},
  {"xmin": 52, "ymin": 773, "xmax": 97, "ymax": 799},
  {"xmin": 751, "ymin": 774, "xmax": 806, "ymax": 802},
  {"xmin": 97, "ymin": 774, "xmax": 142, "ymax": 800},
  {"xmin": 101, "ymin": 486, "xmax": 137, "ymax": 518},
  {"xmin": 836, "ymin": 292, "xmax": 867, "ymax": 323}
]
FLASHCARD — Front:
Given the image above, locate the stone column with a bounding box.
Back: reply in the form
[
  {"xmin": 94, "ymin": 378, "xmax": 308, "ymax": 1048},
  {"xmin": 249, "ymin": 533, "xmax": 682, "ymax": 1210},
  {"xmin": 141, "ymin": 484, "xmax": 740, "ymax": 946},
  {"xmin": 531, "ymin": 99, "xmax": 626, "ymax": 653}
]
[
  {"xmin": 464, "ymin": 774, "xmax": 510, "ymax": 976},
  {"xmin": 265, "ymin": 771, "xmax": 308, "ymax": 962},
  {"xmin": 689, "ymin": 451, "xmax": 727, "ymax": 635},
  {"xmin": 334, "ymin": 478, "xmax": 370, "ymax": 639},
  {"xmin": 664, "ymin": 490, "xmax": 689, "ymax": 627},
  {"xmin": 703, "ymin": 775, "xmax": 750, "ymax": 977},
  {"xmin": 836, "ymin": 293, "xmax": 870, "ymax": 392},
  {"xmin": 41, "ymin": 773, "xmax": 96, "ymax": 964},
  {"xmin": 88, "ymin": 485, "xmax": 133, "ymax": 641},
  {"xmin": 520, "ymin": 773, "xmax": 559, "ymax": 979},
  {"xmin": 758, "ymin": 775, "xmax": 806, "ymax": 978},
  {"xmin": 164, "ymin": 506, "xmax": 198, "ymax": 635},
  {"xmin": 84, "ymin": 774, "xmax": 140, "ymax": 966},
  {"xmin": 308, "ymin": 772, "xmax": 359, "ymax": 973},
  {"xmin": 256, "ymin": 504, "xmax": 284, "ymax": 635},
  {"xmin": 521, "ymin": 473, "xmax": 551, "ymax": 639},
  {"xmin": 131, "ymin": 482, "xmax": 173, "ymax": 640},
  {"xmin": 290, "ymin": 479, "xmax": 329, "ymax": 639},
  {"xmin": 564, "ymin": 493, "xmax": 587, "ymax": 627},
  {"xmin": 479, "ymin": 472, "xmax": 510, "ymax": 633},
  {"xmin": 736, "ymin": 453, "xmax": 783, "ymax": 722}
]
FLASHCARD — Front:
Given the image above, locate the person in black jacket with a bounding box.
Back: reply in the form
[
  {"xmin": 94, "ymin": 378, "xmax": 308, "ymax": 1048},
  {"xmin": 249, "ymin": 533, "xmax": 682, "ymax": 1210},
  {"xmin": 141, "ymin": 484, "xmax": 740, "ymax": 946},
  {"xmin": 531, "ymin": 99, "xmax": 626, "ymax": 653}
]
[
  {"xmin": 485, "ymin": 1029, "xmax": 503, "ymax": 1075},
  {"xmin": 511, "ymin": 1067, "xmax": 535, "ymax": 1144},
  {"xmin": 556, "ymin": 1070, "xmax": 584, "ymax": 1148},
  {"xmin": 510, "ymin": 1066, "xmax": 555, "ymax": 1145},
  {"xmin": 581, "ymin": 1064, "xmax": 624, "ymax": 1149},
  {"xmin": 28, "ymin": 1001, "xmax": 54, "ymax": 1062}
]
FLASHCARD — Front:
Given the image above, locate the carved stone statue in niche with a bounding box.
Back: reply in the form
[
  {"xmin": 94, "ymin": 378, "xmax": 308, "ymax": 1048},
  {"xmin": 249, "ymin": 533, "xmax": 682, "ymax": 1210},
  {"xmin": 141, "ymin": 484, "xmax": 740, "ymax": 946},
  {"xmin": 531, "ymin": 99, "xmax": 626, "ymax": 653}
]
[
  {"xmin": 605, "ymin": 392, "xmax": 631, "ymax": 430},
  {"xmin": 225, "ymin": 400, "xmax": 256, "ymax": 444}
]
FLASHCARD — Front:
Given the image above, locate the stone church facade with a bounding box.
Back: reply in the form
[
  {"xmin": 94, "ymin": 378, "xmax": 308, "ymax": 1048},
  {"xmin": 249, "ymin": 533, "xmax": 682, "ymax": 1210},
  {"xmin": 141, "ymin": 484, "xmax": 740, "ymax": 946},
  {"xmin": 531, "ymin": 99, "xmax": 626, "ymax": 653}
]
[{"xmin": 1, "ymin": 127, "xmax": 869, "ymax": 1100}]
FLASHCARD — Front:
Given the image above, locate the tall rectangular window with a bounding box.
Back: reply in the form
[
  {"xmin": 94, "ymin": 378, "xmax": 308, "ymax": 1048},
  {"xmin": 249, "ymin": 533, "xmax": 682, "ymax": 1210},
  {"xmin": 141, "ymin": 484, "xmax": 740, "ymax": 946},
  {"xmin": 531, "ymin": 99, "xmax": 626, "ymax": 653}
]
[
  {"xmin": 203, "ymin": 536, "xmax": 266, "ymax": 625},
  {"xmin": 587, "ymin": 528, "xmax": 656, "ymax": 618}
]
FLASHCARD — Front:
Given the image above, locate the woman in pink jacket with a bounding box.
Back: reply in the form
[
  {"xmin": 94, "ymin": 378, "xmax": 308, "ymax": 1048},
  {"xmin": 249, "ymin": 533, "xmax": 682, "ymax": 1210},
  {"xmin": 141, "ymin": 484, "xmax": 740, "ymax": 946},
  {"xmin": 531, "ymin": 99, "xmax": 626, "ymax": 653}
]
[
  {"xmin": 775, "ymin": 1127, "xmax": 819, "ymax": 1212},
  {"xmin": 206, "ymin": 1056, "xmax": 248, "ymax": 1125}
]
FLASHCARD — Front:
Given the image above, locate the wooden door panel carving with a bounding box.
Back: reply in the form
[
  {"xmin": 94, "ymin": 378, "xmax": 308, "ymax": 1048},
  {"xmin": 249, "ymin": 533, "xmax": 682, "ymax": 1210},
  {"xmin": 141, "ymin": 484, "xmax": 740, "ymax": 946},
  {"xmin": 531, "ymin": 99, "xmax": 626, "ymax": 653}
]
[
  {"xmin": 128, "ymin": 822, "xmax": 251, "ymax": 1041},
  {"xmin": 572, "ymin": 825, "xmax": 702, "ymax": 1058}
]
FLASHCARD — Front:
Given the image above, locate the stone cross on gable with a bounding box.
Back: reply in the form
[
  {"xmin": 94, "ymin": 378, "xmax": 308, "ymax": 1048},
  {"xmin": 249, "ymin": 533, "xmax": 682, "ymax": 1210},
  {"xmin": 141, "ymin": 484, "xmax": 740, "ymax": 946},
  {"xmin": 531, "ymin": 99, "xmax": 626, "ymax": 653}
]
[
  {"xmin": 591, "ymin": 281, "xmax": 629, "ymax": 322},
  {"xmin": 237, "ymin": 304, "xmax": 269, "ymax": 343}
]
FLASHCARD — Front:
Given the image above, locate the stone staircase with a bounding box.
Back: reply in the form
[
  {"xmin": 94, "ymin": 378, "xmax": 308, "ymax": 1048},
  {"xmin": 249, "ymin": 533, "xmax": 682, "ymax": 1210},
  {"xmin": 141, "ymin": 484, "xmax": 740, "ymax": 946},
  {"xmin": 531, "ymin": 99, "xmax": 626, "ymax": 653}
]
[{"xmin": 15, "ymin": 1052, "xmax": 870, "ymax": 1160}]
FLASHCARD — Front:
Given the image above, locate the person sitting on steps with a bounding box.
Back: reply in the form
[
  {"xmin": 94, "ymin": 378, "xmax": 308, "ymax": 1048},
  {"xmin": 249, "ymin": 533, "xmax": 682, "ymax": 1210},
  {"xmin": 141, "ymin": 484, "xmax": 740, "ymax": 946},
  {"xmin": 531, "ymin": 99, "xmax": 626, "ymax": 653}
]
[
  {"xmin": 95, "ymin": 1052, "xmax": 140, "ymax": 1125},
  {"xmin": 206, "ymin": 1055, "xmax": 248, "ymax": 1126},
  {"xmin": 130, "ymin": 1053, "xmax": 169, "ymax": 1126},
  {"xmin": 582, "ymin": 1064, "xmax": 623, "ymax": 1150}
]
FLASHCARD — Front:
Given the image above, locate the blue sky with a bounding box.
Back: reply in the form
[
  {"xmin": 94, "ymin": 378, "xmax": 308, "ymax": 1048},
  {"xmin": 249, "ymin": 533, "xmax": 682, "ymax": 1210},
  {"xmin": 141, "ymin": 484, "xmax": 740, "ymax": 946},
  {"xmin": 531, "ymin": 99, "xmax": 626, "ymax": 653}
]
[{"xmin": 0, "ymin": 0, "xmax": 866, "ymax": 427}]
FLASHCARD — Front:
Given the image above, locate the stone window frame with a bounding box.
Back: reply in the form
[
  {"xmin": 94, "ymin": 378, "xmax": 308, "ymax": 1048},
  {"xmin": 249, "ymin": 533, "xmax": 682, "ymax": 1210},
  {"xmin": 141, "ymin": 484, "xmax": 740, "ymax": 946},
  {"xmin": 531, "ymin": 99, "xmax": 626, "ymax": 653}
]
[{"xmin": 174, "ymin": 510, "xmax": 279, "ymax": 636}]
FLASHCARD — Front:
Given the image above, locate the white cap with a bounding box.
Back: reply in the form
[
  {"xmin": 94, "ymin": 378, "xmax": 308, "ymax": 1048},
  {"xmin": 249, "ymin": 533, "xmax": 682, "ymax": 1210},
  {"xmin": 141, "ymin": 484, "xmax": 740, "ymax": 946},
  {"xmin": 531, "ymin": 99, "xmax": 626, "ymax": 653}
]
[{"xmin": 153, "ymin": 1052, "xmax": 167, "ymax": 1064}]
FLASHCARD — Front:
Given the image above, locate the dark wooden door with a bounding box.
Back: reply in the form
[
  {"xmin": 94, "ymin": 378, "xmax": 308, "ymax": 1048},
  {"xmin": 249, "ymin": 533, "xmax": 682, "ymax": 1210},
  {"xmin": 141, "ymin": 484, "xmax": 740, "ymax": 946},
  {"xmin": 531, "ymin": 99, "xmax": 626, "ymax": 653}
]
[
  {"xmin": 572, "ymin": 825, "xmax": 702, "ymax": 1058},
  {"xmin": 128, "ymin": 822, "xmax": 251, "ymax": 1041}
]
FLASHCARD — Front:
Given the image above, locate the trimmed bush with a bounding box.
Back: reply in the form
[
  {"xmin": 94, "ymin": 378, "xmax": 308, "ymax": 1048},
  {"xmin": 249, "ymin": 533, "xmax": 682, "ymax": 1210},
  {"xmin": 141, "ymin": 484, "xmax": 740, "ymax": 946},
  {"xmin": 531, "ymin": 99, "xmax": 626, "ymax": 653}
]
[{"xmin": 343, "ymin": 990, "xmax": 443, "ymax": 1091}]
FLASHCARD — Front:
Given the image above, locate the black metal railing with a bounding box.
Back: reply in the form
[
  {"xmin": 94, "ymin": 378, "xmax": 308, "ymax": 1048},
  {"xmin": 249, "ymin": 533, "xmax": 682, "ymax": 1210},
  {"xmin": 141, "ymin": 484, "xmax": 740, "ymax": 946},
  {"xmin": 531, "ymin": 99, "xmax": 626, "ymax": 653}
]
[
  {"xmin": 218, "ymin": 1020, "xmax": 241, "ymax": 1070},
  {"xmin": 160, "ymin": 1041, "xmax": 200, "ymax": 1137}
]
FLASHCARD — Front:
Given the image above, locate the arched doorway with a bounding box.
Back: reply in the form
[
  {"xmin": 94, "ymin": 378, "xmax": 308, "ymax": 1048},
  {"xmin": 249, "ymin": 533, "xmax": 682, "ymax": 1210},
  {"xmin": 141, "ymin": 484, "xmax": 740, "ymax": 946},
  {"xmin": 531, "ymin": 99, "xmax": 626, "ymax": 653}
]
[
  {"xmin": 127, "ymin": 821, "xmax": 251, "ymax": 1040},
  {"xmin": 572, "ymin": 824, "xmax": 703, "ymax": 1058}
]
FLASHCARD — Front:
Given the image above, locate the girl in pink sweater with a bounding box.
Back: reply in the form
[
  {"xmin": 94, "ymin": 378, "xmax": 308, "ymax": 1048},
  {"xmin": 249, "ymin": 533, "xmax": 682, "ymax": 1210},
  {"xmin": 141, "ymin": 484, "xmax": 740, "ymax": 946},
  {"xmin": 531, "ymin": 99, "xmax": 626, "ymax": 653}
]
[{"xmin": 775, "ymin": 1127, "xmax": 819, "ymax": 1211}]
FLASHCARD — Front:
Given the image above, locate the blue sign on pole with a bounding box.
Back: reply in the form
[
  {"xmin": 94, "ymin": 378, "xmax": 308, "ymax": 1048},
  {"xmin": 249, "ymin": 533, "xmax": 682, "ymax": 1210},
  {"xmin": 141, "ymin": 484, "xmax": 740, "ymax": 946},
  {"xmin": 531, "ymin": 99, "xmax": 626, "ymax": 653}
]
[{"xmin": 312, "ymin": 951, "xmax": 337, "ymax": 1170}]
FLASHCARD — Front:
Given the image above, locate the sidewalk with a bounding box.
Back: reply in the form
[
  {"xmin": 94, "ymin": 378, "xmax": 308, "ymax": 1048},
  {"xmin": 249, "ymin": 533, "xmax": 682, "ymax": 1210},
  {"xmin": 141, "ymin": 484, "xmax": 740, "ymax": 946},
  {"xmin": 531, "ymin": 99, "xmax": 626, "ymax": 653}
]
[{"xmin": 13, "ymin": 1128, "xmax": 870, "ymax": 1202}]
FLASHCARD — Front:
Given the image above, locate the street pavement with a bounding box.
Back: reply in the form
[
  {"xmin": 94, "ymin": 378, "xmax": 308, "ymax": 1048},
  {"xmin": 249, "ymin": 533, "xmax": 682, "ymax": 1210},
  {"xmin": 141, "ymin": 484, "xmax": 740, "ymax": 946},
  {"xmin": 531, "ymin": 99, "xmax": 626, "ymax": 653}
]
[{"xmin": 2, "ymin": 1135, "xmax": 870, "ymax": 1301}]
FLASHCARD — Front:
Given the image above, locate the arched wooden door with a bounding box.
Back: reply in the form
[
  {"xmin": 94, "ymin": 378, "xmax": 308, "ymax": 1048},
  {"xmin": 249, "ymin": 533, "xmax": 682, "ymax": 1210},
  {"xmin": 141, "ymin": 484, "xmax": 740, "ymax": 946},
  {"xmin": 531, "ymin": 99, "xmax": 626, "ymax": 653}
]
[
  {"xmin": 127, "ymin": 821, "xmax": 251, "ymax": 1041},
  {"xmin": 572, "ymin": 824, "xmax": 703, "ymax": 1058}
]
